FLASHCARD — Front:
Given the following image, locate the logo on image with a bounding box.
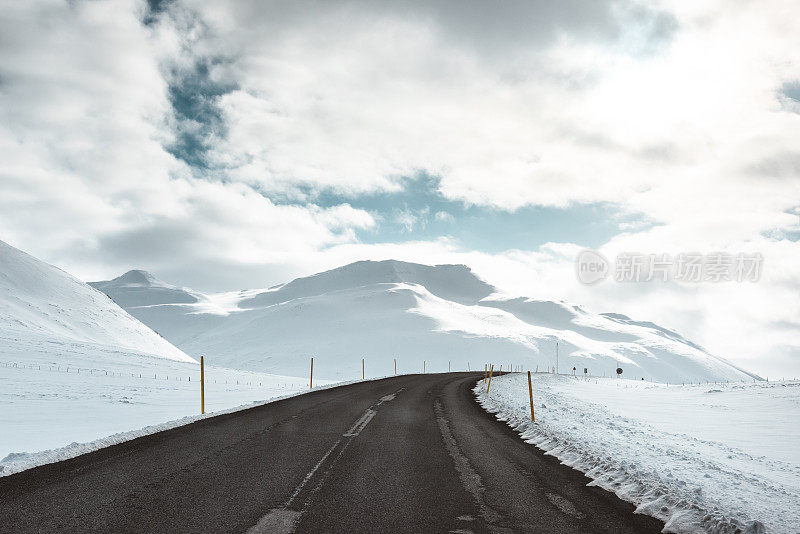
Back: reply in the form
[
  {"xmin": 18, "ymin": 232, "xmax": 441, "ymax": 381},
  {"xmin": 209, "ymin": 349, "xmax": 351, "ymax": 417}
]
[{"xmin": 576, "ymin": 249, "xmax": 610, "ymax": 285}]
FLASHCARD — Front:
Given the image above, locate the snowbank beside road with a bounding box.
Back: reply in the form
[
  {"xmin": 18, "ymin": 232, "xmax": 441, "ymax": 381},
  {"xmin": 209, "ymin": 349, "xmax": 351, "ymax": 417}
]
[{"xmin": 475, "ymin": 373, "xmax": 799, "ymax": 533}]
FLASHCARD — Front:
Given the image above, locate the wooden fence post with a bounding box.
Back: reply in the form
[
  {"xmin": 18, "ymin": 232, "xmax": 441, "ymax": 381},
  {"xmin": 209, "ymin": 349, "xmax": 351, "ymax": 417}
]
[{"xmin": 528, "ymin": 371, "xmax": 535, "ymax": 422}]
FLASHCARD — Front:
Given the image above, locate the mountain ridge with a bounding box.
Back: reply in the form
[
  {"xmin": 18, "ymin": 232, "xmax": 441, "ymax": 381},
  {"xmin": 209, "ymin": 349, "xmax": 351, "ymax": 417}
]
[
  {"xmin": 91, "ymin": 259, "xmax": 760, "ymax": 382},
  {"xmin": 0, "ymin": 240, "xmax": 194, "ymax": 363},
  {"xmin": 238, "ymin": 259, "xmax": 495, "ymax": 309}
]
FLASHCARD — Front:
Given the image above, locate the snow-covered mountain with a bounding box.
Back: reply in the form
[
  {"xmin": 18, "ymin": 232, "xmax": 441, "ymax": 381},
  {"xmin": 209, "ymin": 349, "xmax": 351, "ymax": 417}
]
[
  {"xmin": 0, "ymin": 241, "xmax": 325, "ymax": 468},
  {"xmin": 91, "ymin": 260, "xmax": 758, "ymax": 382},
  {"xmin": 0, "ymin": 240, "xmax": 193, "ymax": 363}
]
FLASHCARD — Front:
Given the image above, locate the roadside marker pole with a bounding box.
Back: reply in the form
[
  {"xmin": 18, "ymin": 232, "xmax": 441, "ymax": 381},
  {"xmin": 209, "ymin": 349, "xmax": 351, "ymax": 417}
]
[
  {"xmin": 424, "ymin": 360, "xmax": 426, "ymax": 374},
  {"xmin": 528, "ymin": 371, "xmax": 535, "ymax": 422},
  {"xmin": 362, "ymin": 358, "xmax": 365, "ymax": 380},
  {"xmin": 394, "ymin": 358, "xmax": 397, "ymax": 375},
  {"xmin": 486, "ymin": 365, "xmax": 494, "ymax": 393},
  {"xmin": 310, "ymin": 357, "xmax": 313, "ymax": 389},
  {"xmin": 449, "ymin": 361, "xmax": 450, "ymax": 373},
  {"xmin": 200, "ymin": 356, "xmax": 205, "ymax": 415}
]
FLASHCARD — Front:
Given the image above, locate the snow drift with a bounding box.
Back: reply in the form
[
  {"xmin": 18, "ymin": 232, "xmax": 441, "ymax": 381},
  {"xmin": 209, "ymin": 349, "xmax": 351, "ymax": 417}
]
[
  {"xmin": 91, "ymin": 260, "xmax": 758, "ymax": 383},
  {"xmin": 476, "ymin": 374, "xmax": 797, "ymax": 534}
]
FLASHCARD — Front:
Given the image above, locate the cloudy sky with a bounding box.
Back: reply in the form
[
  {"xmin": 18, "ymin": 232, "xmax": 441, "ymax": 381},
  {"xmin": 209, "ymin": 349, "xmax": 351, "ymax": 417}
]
[{"xmin": 1, "ymin": 0, "xmax": 799, "ymax": 377}]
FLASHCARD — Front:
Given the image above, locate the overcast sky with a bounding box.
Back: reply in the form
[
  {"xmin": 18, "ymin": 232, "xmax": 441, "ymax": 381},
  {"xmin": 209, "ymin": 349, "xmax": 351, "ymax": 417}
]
[{"xmin": 1, "ymin": 0, "xmax": 799, "ymax": 377}]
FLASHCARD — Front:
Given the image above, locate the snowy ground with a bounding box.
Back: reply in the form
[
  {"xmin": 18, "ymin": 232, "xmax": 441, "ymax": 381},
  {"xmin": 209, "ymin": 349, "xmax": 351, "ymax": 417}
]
[
  {"xmin": 0, "ymin": 339, "xmax": 334, "ymax": 477},
  {"xmin": 476, "ymin": 373, "xmax": 799, "ymax": 534}
]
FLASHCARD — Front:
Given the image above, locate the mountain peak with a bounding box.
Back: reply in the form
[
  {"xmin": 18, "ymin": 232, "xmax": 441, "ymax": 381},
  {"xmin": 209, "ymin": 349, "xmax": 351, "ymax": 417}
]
[
  {"xmin": 89, "ymin": 270, "xmax": 199, "ymax": 306},
  {"xmin": 240, "ymin": 259, "xmax": 496, "ymax": 309},
  {"xmin": 0, "ymin": 241, "xmax": 193, "ymax": 362},
  {"xmin": 112, "ymin": 270, "xmax": 160, "ymax": 286}
]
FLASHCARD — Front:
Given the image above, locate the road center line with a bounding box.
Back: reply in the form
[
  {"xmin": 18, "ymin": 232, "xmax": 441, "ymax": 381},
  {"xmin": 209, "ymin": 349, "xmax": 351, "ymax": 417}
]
[
  {"xmin": 245, "ymin": 388, "xmax": 404, "ymax": 534},
  {"xmin": 343, "ymin": 408, "xmax": 376, "ymax": 436},
  {"xmin": 286, "ymin": 438, "xmax": 342, "ymax": 507}
]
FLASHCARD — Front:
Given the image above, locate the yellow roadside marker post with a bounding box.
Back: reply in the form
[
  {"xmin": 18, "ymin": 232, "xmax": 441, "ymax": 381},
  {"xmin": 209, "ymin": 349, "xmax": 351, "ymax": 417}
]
[
  {"xmin": 486, "ymin": 365, "xmax": 494, "ymax": 393},
  {"xmin": 310, "ymin": 357, "xmax": 313, "ymax": 389},
  {"xmin": 424, "ymin": 360, "xmax": 426, "ymax": 374},
  {"xmin": 200, "ymin": 356, "xmax": 205, "ymax": 415},
  {"xmin": 528, "ymin": 371, "xmax": 535, "ymax": 422},
  {"xmin": 362, "ymin": 358, "xmax": 365, "ymax": 380},
  {"xmin": 394, "ymin": 358, "xmax": 396, "ymax": 375}
]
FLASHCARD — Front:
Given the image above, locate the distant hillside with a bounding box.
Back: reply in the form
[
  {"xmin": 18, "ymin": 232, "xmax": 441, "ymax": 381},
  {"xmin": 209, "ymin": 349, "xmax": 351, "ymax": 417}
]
[
  {"xmin": 0, "ymin": 240, "xmax": 194, "ymax": 363},
  {"xmin": 91, "ymin": 259, "xmax": 759, "ymax": 382}
]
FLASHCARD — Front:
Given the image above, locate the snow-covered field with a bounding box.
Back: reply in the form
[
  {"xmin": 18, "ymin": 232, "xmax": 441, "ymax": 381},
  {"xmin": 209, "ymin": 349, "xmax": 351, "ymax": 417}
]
[
  {"xmin": 3, "ymin": 238, "xmax": 788, "ymax": 533},
  {"xmin": 0, "ymin": 342, "xmax": 332, "ymax": 477},
  {"xmin": 0, "ymin": 239, "xmax": 340, "ymax": 476},
  {"xmin": 476, "ymin": 373, "xmax": 799, "ymax": 534}
]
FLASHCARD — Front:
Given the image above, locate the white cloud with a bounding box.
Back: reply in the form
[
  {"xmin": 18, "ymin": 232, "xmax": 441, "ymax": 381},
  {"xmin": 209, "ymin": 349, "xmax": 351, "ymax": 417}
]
[
  {"xmin": 0, "ymin": 0, "xmax": 798, "ymax": 377},
  {"xmin": 435, "ymin": 211, "xmax": 455, "ymax": 222},
  {"xmin": 394, "ymin": 209, "xmax": 419, "ymax": 233},
  {"xmin": 0, "ymin": 0, "xmax": 376, "ymax": 289},
  {"xmin": 179, "ymin": 0, "xmax": 800, "ymax": 257}
]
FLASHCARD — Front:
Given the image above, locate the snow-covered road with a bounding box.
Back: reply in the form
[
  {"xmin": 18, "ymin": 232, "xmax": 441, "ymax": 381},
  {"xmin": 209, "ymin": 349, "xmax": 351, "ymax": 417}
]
[{"xmin": 476, "ymin": 373, "xmax": 799, "ymax": 534}]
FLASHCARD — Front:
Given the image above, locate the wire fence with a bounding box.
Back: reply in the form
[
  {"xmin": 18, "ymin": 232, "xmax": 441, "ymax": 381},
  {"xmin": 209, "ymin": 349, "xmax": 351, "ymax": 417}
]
[{"xmin": 0, "ymin": 360, "xmax": 306, "ymax": 389}]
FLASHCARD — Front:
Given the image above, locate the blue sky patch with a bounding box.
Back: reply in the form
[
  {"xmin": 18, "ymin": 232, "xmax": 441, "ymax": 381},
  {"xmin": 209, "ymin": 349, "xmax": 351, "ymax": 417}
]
[{"xmin": 279, "ymin": 174, "xmax": 655, "ymax": 252}]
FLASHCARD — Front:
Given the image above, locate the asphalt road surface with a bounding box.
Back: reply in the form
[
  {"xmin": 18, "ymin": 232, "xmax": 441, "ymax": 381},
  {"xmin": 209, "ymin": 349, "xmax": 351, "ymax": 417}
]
[{"xmin": 0, "ymin": 372, "xmax": 665, "ymax": 533}]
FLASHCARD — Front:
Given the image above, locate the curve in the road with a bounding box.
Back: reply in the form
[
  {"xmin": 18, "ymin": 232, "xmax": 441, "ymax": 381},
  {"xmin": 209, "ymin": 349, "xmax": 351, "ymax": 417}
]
[{"xmin": 0, "ymin": 373, "xmax": 665, "ymax": 533}]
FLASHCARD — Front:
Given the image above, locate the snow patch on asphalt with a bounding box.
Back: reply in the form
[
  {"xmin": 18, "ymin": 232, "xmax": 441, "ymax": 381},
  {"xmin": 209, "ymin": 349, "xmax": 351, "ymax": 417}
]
[{"xmin": 475, "ymin": 373, "xmax": 798, "ymax": 534}]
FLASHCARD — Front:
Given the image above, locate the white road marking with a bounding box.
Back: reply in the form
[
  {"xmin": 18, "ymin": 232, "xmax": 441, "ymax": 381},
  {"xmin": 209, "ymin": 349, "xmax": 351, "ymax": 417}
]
[
  {"xmin": 377, "ymin": 392, "xmax": 398, "ymax": 404},
  {"xmin": 343, "ymin": 408, "xmax": 376, "ymax": 436},
  {"xmin": 245, "ymin": 509, "xmax": 301, "ymax": 534},
  {"xmin": 286, "ymin": 438, "xmax": 342, "ymax": 507},
  {"xmin": 246, "ymin": 388, "xmax": 404, "ymax": 533}
]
